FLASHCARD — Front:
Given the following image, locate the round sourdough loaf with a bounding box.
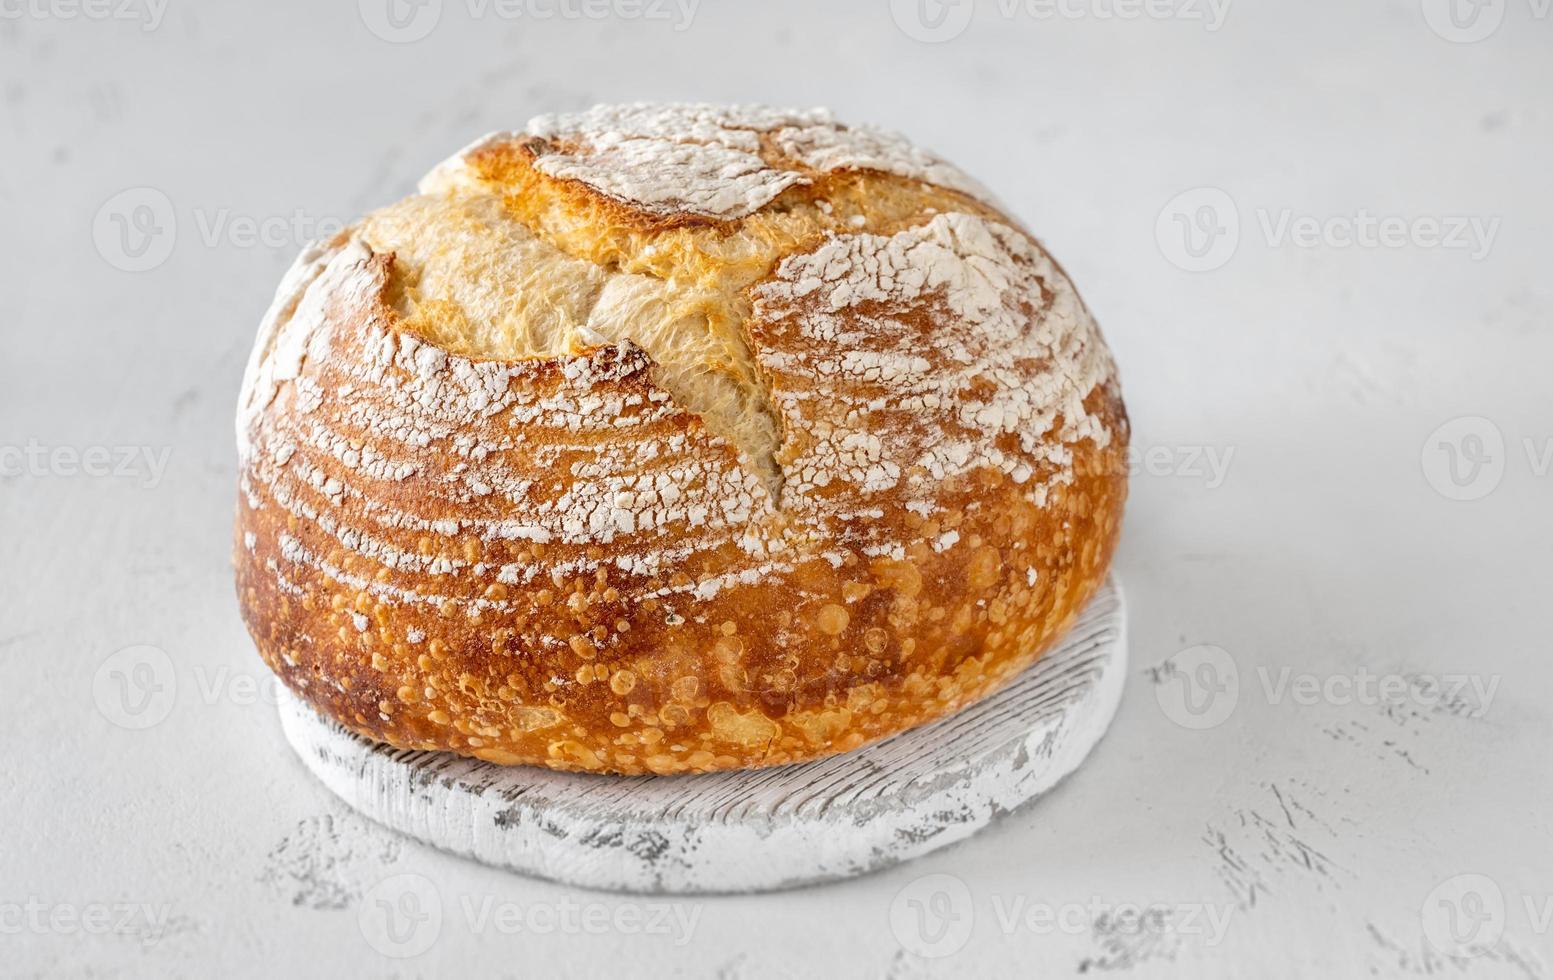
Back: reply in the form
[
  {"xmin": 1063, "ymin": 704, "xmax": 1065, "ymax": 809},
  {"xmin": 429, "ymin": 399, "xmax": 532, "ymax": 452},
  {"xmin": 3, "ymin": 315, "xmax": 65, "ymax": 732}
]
[{"xmin": 235, "ymin": 104, "xmax": 1128, "ymax": 775}]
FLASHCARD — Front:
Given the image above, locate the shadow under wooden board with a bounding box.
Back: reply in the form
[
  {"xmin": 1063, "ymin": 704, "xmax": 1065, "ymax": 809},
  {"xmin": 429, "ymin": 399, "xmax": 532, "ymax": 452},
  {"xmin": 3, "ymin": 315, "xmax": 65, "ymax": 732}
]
[{"xmin": 278, "ymin": 578, "xmax": 1128, "ymax": 894}]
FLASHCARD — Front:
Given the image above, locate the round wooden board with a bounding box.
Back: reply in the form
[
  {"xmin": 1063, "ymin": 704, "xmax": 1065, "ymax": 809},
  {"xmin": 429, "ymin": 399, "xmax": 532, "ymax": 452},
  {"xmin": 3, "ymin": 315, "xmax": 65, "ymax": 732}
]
[{"xmin": 278, "ymin": 578, "xmax": 1127, "ymax": 894}]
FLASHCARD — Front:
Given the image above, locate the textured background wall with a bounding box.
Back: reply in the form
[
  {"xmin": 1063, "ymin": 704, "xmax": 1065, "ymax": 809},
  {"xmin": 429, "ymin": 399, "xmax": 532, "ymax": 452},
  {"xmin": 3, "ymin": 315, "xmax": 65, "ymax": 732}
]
[{"xmin": 1, "ymin": 1, "xmax": 1550, "ymax": 975}]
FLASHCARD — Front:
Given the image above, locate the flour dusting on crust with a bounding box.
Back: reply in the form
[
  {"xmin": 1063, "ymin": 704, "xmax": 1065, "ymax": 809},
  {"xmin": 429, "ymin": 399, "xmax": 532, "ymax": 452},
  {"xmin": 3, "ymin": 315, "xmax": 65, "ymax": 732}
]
[
  {"xmin": 427, "ymin": 103, "xmax": 989, "ymax": 222},
  {"xmin": 234, "ymin": 103, "xmax": 1128, "ymax": 776},
  {"xmin": 753, "ymin": 212, "xmax": 1114, "ymax": 553}
]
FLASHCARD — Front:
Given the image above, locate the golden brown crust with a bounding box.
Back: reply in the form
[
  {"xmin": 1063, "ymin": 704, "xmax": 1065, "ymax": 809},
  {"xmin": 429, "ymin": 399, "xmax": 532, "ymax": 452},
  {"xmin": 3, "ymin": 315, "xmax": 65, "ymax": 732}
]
[{"xmin": 235, "ymin": 105, "xmax": 1128, "ymax": 774}]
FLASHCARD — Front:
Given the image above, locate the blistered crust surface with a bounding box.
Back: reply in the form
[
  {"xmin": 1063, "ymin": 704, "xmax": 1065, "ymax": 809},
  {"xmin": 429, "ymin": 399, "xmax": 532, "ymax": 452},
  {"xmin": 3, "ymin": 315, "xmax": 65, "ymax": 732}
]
[{"xmin": 235, "ymin": 104, "xmax": 1128, "ymax": 774}]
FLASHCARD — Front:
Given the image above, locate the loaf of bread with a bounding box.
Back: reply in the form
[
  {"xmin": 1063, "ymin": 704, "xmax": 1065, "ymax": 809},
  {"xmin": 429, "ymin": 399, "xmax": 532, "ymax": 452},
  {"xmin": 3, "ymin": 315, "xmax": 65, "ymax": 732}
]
[{"xmin": 235, "ymin": 104, "xmax": 1128, "ymax": 774}]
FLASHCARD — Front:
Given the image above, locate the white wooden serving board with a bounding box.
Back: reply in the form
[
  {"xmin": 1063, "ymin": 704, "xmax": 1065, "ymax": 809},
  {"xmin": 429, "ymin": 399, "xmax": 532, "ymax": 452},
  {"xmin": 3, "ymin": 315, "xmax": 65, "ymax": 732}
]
[{"xmin": 277, "ymin": 578, "xmax": 1127, "ymax": 894}]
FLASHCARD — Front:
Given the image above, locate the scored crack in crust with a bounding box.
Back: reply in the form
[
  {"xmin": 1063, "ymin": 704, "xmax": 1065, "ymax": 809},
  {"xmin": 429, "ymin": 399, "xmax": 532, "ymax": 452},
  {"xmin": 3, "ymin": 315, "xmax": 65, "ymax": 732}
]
[{"xmin": 235, "ymin": 103, "xmax": 1129, "ymax": 774}]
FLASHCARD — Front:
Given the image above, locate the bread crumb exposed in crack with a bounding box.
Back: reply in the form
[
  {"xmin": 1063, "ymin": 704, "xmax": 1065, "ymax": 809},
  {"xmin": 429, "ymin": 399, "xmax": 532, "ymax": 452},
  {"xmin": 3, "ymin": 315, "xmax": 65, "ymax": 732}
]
[{"xmin": 233, "ymin": 103, "xmax": 1130, "ymax": 776}]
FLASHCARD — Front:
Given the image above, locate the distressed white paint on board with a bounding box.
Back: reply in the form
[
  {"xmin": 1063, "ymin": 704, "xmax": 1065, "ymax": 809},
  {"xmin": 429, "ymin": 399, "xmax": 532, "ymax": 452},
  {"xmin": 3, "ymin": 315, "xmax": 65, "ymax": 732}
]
[{"xmin": 278, "ymin": 579, "xmax": 1128, "ymax": 894}]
